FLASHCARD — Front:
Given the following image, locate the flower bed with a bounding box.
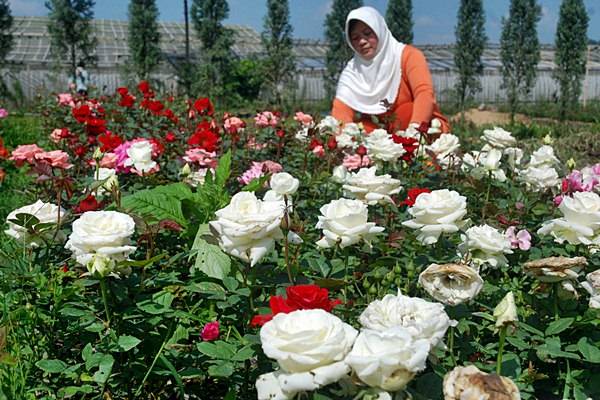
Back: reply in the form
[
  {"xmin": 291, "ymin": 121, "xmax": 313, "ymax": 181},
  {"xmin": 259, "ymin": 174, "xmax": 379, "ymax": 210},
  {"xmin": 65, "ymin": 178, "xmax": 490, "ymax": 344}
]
[{"xmin": 0, "ymin": 83, "xmax": 599, "ymax": 399}]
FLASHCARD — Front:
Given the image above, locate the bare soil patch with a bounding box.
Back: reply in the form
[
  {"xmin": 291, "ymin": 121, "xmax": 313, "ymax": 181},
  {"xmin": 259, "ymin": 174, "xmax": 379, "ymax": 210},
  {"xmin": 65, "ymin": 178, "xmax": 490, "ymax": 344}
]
[{"xmin": 450, "ymin": 108, "xmax": 530, "ymax": 126}]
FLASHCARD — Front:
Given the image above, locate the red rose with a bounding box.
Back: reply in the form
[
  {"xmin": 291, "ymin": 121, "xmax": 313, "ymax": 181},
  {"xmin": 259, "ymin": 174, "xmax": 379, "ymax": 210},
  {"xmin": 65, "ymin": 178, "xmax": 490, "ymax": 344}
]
[
  {"xmin": 356, "ymin": 144, "xmax": 367, "ymax": 156},
  {"xmin": 74, "ymin": 194, "xmax": 101, "ymax": 213},
  {"xmin": 401, "ymin": 187, "xmax": 431, "ymax": 207},
  {"xmin": 98, "ymin": 132, "xmax": 123, "ymax": 152},
  {"xmin": 116, "ymin": 87, "xmax": 129, "ymax": 96},
  {"xmin": 119, "ymin": 94, "xmax": 135, "ymax": 108},
  {"xmin": 327, "ymin": 136, "xmax": 337, "ymax": 151},
  {"xmin": 72, "ymin": 105, "xmax": 91, "ymax": 123},
  {"xmin": 200, "ymin": 321, "xmax": 220, "ymax": 341},
  {"xmin": 138, "ymin": 80, "xmax": 150, "ymax": 94},
  {"xmin": 309, "ymin": 138, "xmax": 323, "ymax": 150},
  {"xmin": 145, "ymin": 100, "xmax": 164, "ymax": 115},
  {"xmin": 85, "ymin": 118, "xmax": 107, "ymax": 135},
  {"xmin": 417, "ymin": 121, "xmax": 430, "ymax": 134},
  {"xmin": 165, "ymin": 132, "xmax": 176, "ymax": 143},
  {"xmin": 193, "ymin": 97, "xmax": 214, "ymax": 116},
  {"xmin": 188, "ymin": 122, "xmax": 219, "ymax": 152},
  {"xmin": 73, "ymin": 145, "xmax": 88, "ymax": 158},
  {"xmin": 276, "ymin": 129, "xmax": 285, "ymax": 139},
  {"xmin": 286, "ymin": 285, "xmax": 340, "ymax": 312}
]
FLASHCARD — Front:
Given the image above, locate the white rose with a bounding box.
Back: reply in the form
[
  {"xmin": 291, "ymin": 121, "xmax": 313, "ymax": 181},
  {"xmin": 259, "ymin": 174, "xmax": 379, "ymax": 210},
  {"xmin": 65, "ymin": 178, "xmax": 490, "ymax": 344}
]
[
  {"xmin": 459, "ymin": 224, "xmax": 513, "ymax": 268},
  {"xmin": 359, "ymin": 290, "xmax": 453, "ymax": 347},
  {"xmin": 342, "ymin": 166, "xmax": 402, "ymax": 205},
  {"xmin": 493, "ymin": 292, "xmax": 518, "ymax": 328},
  {"xmin": 256, "ymin": 309, "xmax": 357, "ymax": 399},
  {"xmin": 210, "ymin": 192, "xmax": 283, "ymax": 266},
  {"xmin": 123, "ymin": 140, "xmax": 157, "ymax": 173},
  {"xmin": 317, "ymin": 116, "xmax": 341, "ymax": 133},
  {"xmin": 342, "ymin": 122, "xmax": 362, "ymax": 137},
  {"xmin": 335, "ymin": 132, "xmax": 357, "ymax": 149},
  {"xmin": 425, "ymin": 134, "xmax": 460, "ymax": 167},
  {"xmin": 5, "ymin": 200, "xmax": 66, "ymax": 246},
  {"xmin": 364, "ymin": 129, "xmax": 406, "ymax": 162},
  {"xmin": 331, "ymin": 165, "xmax": 349, "ymax": 183},
  {"xmin": 518, "ymin": 165, "xmax": 560, "ymax": 191},
  {"xmin": 402, "ymin": 189, "xmax": 468, "ymax": 245},
  {"xmin": 95, "ymin": 168, "xmax": 118, "ymax": 193},
  {"xmin": 443, "ymin": 365, "xmax": 521, "ymax": 400},
  {"xmin": 315, "ymin": 198, "xmax": 384, "ymax": 249},
  {"xmin": 481, "ymin": 126, "xmax": 516, "ymax": 149},
  {"xmin": 503, "ymin": 147, "xmax": 524, "ymax": 170},
  {"xmin": 184, "ymin": 168, "xmax": 211, "ymax": 187},
  {"xmin": 538, "ymin": 191, "xmax": 600, "ymax": 245},
  {"xmin": 270, "ymin": 172, "xmax": 299, "ymax": 196},
  {"xmin": 581, "ymin": 270, "xmax": 600, "ymax": 309},
  {"xmin": 294, "ymin": 127, "xmax": 309, "ymax": 143},
  {"xmin": 345, "ymin": 328, "xmax": 430, "ymax": 391},
  {"xmin": 529, "ymin": 145, "xmax": 560, "ymax": 167},
  {"xmin": 263, "ymin": 189, "xmax": 293, "ymax": 213},
  {"xmin": 65, "ymin": 211, "xmax": 137, "ymax": 271},
  {"xmin": 465, "ymin": 149, "xmax": 506, "ymax": 182},
  {"xmin": 418, "ymin": 263, "xmax": 483, "ymax": 306}
]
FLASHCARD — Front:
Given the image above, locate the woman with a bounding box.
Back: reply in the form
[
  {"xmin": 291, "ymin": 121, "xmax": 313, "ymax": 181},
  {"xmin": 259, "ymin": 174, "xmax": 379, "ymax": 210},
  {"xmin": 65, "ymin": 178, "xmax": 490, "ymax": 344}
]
[{"xmin": 332, "ymin": 6, "xmax": 450, "ymax": 134}]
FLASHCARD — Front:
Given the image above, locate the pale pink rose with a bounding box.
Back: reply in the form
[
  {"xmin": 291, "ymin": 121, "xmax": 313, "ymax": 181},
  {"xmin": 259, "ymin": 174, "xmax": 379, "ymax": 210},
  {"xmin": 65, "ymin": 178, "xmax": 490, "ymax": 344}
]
[
  {"xmin": 591, "ymin": 164, "xmax": 600, "ymax": 176},
  {"xmin": 57, "ymin": 93, "xmax": 75, "ymax": 107},
  {"xmin": 0, "ymin": 108, "xmax": 8, "ymax": 119},
  {"xmin": 237, "ymin": 160, "xmax": 283, "ymax": 185},
  {"xmin": 224, "ymin": 116, "xmax": 245, "ymax": 134},
  {"xmin": 183, "ymin": 148, "xmax": 218, "ymax": 168},
  {"xmin": 100, "ymin": 153, "xmax": 118, "ymax": 168},
  {"xmin": 294, "ymin": 111, "xmax": 314, "ymax": 127},
  {"xmin": 312, "ymin": 145, "xmax": 325, "ymax": 158},
  {"xmin": 50, "ymin": 128, "xmax": 70, "ymax": 143},
  {"xmin": 10, "ymin": 144, "xmax": 45, "ymax": 166},
  {"xmin": 261, "ymin": 160, "xmax": 283, "ymax": 174},
  {"xmin": 505, "ymin": 226, "xmax": 531, "ymax": 250},
  {"xmin": 342, "ymin": 154, "xmax": 372, "ymax": 171},
  {"xmin": 246, "ymin": 136, "xmax": 268, "ymax": 150},
  {"xmin": 254, "ymin": 111, "xmax": 279, "ymax": 128},
  {"xmin": 35, "ymin": 150, "xmax": 73, "ymax": 169}
]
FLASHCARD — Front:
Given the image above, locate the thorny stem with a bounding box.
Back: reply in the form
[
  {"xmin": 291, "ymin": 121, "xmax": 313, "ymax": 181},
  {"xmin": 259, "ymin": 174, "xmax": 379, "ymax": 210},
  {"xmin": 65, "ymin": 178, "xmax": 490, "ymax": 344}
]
[{"xmin": 496, "ymin": 325, "xmax": 507, "ymax": 375}]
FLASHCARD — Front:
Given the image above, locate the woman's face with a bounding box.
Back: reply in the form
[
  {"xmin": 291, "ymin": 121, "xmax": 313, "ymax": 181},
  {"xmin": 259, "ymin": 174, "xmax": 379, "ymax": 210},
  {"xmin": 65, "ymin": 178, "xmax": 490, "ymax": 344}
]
[{"xmin": 350, "ymin": 20, "xmax": 379, "ymax": 60}]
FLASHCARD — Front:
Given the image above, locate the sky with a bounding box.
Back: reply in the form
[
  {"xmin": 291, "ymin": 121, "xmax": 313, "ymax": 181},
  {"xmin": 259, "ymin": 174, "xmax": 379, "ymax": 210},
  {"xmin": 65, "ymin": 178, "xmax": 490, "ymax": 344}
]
[{"xmin": 7, "ymin": 0, "xmax": 600, "ymax": 45}]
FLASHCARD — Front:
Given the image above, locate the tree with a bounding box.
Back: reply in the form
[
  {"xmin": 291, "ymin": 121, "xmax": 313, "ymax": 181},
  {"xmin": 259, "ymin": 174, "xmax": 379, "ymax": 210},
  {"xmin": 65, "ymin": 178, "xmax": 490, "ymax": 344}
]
[
  {"xmin": 45, "ymin": 0, "xmax": 97, "ymax": 79},
  {"xmin": 500, "ymin": 0, "xmax": 541, "ymax": 122},
  {"xmin": 386, "ymin": 0, "xmax": 413, "ymax": 43},
  {"xmin": 454, "ymin": 0, "xmax": 486, "ymax": 113},
  {"xmin": 128, "ymin": 0, "xmax": 161, "ymax": 80},
  {"xmin": 324, "ymin": 0, "xmax": 362, "ymax": 98},
  {"xmin": 261, "ymin": 0, "xmax": 296, "ymax": 104},
  {"xmin": 554, "ymin": 0, "xmax": 589, "ymax": 120},
  {"xmin": 0, "ymin": 0, "xmax": 13, "ymax": 65},
  {"xmin": 191, "ymin": 0, "xmax": 233, "ymax": 99}
]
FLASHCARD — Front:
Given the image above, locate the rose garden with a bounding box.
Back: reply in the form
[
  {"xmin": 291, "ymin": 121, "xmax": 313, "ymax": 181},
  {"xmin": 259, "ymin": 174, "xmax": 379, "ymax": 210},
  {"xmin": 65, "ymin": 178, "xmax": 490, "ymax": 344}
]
[{"xmin": 0, "ymin": 80, "xmax": 599, "ymax": 399}]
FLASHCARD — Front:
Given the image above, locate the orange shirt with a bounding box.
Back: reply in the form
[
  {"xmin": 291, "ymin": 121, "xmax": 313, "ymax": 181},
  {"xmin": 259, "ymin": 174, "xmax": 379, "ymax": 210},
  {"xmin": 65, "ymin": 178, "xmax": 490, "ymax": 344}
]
[{"xmin": 332, "ymin": 45, "xmax": 450, "ymax": 133}]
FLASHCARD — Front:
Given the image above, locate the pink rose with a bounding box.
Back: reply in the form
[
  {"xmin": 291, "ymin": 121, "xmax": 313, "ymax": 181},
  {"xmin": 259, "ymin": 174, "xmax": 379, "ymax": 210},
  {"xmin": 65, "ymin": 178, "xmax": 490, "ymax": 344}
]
[
  {"xmin": 201, "ymin": 321, "xmax": 219, "ymax": 341},
  {"xmin": 35, "ymin": 150, "xmax": 73, "ymax": 169},
  {"xmin": 312, "ymin": 145, "xmax": 325, "ymax": 158},
  {"xmin": 553, "ymin": 195, "xmax": 564, "ymax": 206},
  {"xmin": 100, "ymin": 153, "xmax": 118, "ymax": 168},
  {"xmin": 237, "ymin": 160, "xmax": 283, "ymax": 185},
  {"xmin": 183, "ymin": 148, "xmax": 218, "ymax": 168},
  {"xmin": 294, "ymin": 111, "xmax": 314, "ymax": 127},
  {"xmin": 246, "ymin": 136, "xmax": 268, "ymax": 150},
  {"xmin": 505, "ymin": 226, "xmax": 531, "ymax": 250},
  {"xmin": 261, "ymin": 160, "xmax": 283, "ymax": 174},
  {"xmin": 342, "ymin": 154, "xmax": 371, "ymax": 171},
  {"xmin": 10, "ymin": 144, "xmax": 45, "ymax": 166},
  {"xmin": 254, "ymin": 111, "xmax": 279, "ymax": 128},
  {"xmin": 224, "ymin": 116, "xmax": 245, "ymax": 134},
  {"xmin": 0, "ymin": 108, "xmax": 8, "ymax": 119},
  {"xmin": 57, "ymin": 93, "xmax": 75, "ymax": 107}
]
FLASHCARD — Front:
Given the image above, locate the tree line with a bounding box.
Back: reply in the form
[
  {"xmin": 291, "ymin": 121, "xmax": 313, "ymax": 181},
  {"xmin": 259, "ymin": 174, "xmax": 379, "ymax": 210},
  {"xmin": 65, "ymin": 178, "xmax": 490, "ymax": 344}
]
[{"xmin": 0, "ymin": 0, "xmax": 593, "ymax": 118}]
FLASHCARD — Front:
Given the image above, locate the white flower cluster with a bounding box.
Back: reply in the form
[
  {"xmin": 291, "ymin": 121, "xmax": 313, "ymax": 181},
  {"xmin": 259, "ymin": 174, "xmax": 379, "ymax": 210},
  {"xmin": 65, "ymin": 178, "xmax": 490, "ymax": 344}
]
[
  {"xmin": 5, "ymin": 200, "xmax": 66, "ymax": 247},
  {"xmin": 364, "ymin": 129, "xmax": 405, "ymax": 162},
  {"xmin": 459, "ymin": 224, "xmax": 513, "ymax": 268},
  {"xmin": 424, "ymin": 133, "xmax": 460, "ymax": 168},
  {"xmin": 124, "ymin": 140, "xmax": 157, "ymax": 174},
  {"xmin": 518, "ymin": 145, "xmax": 561, "ymax": 191},
  {"xmin": 342, "ymin": 166, "xmax": 402, "ymax": 205}
]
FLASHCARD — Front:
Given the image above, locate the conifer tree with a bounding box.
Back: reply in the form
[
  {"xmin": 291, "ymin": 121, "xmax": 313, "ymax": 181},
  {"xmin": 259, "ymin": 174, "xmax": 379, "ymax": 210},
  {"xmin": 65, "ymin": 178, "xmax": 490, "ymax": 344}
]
[
  {"xmin": 0, "ymin": 0, "xmax": 13, "ymax": 65},
  {"xmin": 454, "ymin": 0, "xmax": 486, "ymax": 113},
  {"xmin": 261, "ymin": 0, "xmax": 295, "ymax": 104},
  {"xmin": 554, "ymin": 0, "xmax": 589, "ymax": 120},
  {"xmin": 386, "ymin": 0, "xmax": 413, "ymax": 43},
  {"xmin": 500, "ymin": 0, "xmax": 541, "ymax": 122},
  {"xmin": 45, "ymin": 0, "xmax": 97, "ymax": 78},
  {"xmin": 324, "ymin": 0, "xmax": 362, "ymax": 98},
  {"xmin": 128, "ymin": 0, "xmax": 161, "ymax": 80},
  {"xmin": 191, "ymin": 0, "xmax": 233, "ymax": 98}
]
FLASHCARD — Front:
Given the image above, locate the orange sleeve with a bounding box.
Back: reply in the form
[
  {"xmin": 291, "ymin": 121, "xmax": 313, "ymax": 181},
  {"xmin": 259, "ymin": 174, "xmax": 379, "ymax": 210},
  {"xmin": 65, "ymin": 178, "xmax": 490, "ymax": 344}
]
[
  {"xmin": 331, "ymin": 98, "xmax": 355, "ymax": 124},
  {"xmin": 402, "ymin": 46, "xmax": 435, "ymax": 125}
]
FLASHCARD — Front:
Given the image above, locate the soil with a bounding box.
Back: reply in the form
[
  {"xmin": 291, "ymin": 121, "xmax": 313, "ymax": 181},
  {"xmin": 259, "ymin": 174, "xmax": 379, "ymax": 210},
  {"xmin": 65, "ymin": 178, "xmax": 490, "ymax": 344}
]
[{"xmin": 450, "ymin": 108, "xmax": 530, "ymax": 126}]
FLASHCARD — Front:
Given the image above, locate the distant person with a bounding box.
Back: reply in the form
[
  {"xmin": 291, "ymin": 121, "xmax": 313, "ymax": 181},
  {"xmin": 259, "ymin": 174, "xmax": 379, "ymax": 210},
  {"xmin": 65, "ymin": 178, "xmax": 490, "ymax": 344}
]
[
  {"xmin": 332, "ymin": 6, "xmax": 450, "ymax": 134},
  {"xmin": 70, "ymin": 61, "xmax": 89, "ymax": 97}
]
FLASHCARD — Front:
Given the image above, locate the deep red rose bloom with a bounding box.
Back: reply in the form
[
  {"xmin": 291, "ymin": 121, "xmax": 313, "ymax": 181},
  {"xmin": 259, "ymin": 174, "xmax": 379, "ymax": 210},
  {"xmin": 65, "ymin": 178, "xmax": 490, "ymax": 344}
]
[
  {"xmin": 276, "ymin": 129, "xmax": 285, "ymax": 139},
  {"xmin": 188, "ymin": 122, "xmax": 219, "ymax": 152},
  {"xmin": 162, "ymin": 109, "xmax": 178, "ymax": 123},
  {"xmin": 193, "ymin": 97, "xmax": 214, "ymax": 116},
  {"xmin": 402, "ymin": 187, "xmax": 431, "ymax": 207},
  {"xmin": 327, "ymin": 136, "xmax": 337, "ymax": 151},
  {"xmin": 286, "ymin": 285, "xmax": 341, "ymax": 312},
  {"xmin": 74, "ymin": 145, "xmax": 88, "ymax": 158},
  {"xmin": 85, "ymin": 118, "xmax": 107, "ymax": 135},
  {"xmin": 309, "ymin": 138, "xmax": 323, "ymax": 150},
  {"xmin": 72, "ymin": 105, "xmax": 91, "ymax": 123},
  {"xmin": 165, "ymin": 132, "xmax": 176, "ymax": 143},
  {"xmin": 417, "ymin": 121, "xmax": 430, "ymax": 134},
  {"xmin": 0, "ymin": 138, "xmax": 9, "ymax": 159},
  {"xmin": 356, "ymin": 144, "xmax": 367, "ymax": 156},
  {"xmin": 116, "ymin": 87, "xmax": 129, "ymax": 96},
  {"xmin": 145, "ymin": 100, "xmax": 164, "ymax": 115},
  {"xmin": 200, "ymin": 321, "xmax": 220, "ymax": 341},
  {"xmin": 74, "ymin": 194, "xmax": 101, "ymax": 213},
  {"xmin": 98, "ymin": 132, "xmax": 123, "ymax": 152},
  {"xmin": 119, "ymin": 94, "xmax": 135, "ymax": 108},
  {"xmin": 138, "ymin": 80, "xmax": 150, "ymax": 94}
]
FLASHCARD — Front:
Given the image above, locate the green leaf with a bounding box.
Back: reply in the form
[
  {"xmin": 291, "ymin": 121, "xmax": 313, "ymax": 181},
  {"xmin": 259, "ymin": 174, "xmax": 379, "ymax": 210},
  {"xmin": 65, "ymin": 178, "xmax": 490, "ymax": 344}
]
[
  {"xmin": 121, "ymin": 183, "xmax": 193, "ymax": 227},
  {"xmin": 92, "ymin": 354, "xmax": 114, "ymax": 384},
  {"xmin": 506, "ymin": 336, "xmax": 529, "ymax": 350},
  {"xmin": 36, "ymin": 359, "xmax": 68, "ymax": 374},
  {"xmin": 118, "ymin": 335, "xmax": 141, "ymax": 352},
  {"xmin": 208, "ymin": 360, "xmax": 234, "ymax": 377},
  {"xmin": 159, "ymin": 355, "xmax": 185, "ymax": 398},
  {"xmin": 9, "ymin": 213, "xmax": 40, "ymax": 229},
  {"xmin": 215, "ymin": 150, "xmax": 232, "ymax": 186},
  {"xmin": 231, "ymin": 345, "xmax": 255, "ymax": 361},
  {"xmin": 196, "ymin": 341, "xmax": 236, "ymax": 360},
  {"xmin": 577, "ymin": 337, "xmax": 600, "ymax": 363},
  {"xmin": 241, "ymin": 174, "xmax": 270, "ymax": 192},
  {"xmin": 190, "ymin": 224, "xmax": 231, "ymax": 280},
  {"xmin": 545, "ymin": 317, "xmax": 574, "ymax": 336}
]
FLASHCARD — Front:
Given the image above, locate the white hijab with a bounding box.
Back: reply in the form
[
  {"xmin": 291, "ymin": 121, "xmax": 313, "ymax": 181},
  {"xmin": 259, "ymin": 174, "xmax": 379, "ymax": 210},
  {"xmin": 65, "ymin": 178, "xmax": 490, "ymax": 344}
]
[{"xmin": 336, "ymin": 6, "xmax": 405, "ymax": 115}]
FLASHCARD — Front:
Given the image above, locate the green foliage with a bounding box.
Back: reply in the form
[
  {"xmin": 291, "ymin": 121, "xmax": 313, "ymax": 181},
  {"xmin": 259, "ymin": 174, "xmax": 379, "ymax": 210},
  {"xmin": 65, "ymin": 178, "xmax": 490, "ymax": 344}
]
[
  {"xmin": 127, "ymin": 0, "xmax": 161, "ymax": 80},
  {"xmin": 500, "ymin": 0, "xmax": 541, "ymax": 122},
  {"xmin": 45, "ymin": 0, "xmax": 97, "ymax": 77},
  {"xmin": 454, "ymin": 0, "xmax": 487, "ymax": 112},
  {"xmin": 190, "ymin": 0, "xmax": 234, "ymax": 101},
  {"xmin": 0, "ymin": 0, "xmax": 13, "ymax": 65},
  {"xmin": 261, "ymin": 0, "xmax": 296, "ymax": 105},
  {"xmin": 554, "ymin": 0, "xmax": 589, "ymax": 120},
  {"xmin": 386, "ymin": 0, "xmax": 413, "ymax": 44},
  {"xmin": 324, "ymin": 0, "xmax": 363, "ymax": 98}
]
